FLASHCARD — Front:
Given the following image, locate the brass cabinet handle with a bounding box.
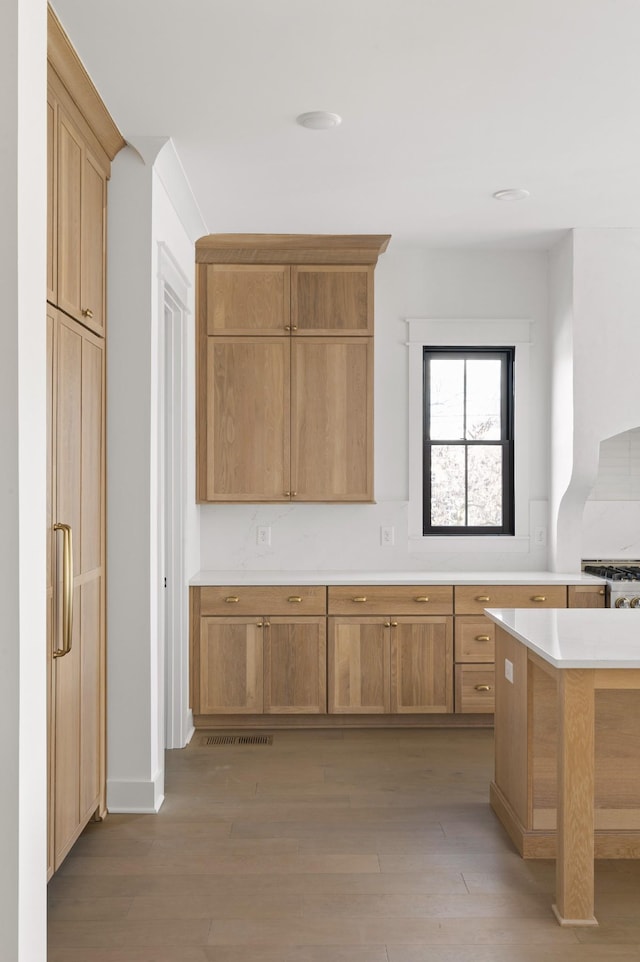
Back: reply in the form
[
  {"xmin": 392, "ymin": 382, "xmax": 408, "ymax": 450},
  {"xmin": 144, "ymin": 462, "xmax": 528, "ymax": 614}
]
[
  {"xmin": 475, "ymin": 684, "xmax": 492, "ymax": 692},
  {"xmin": 414, "ymin": 596, "xmax": 429, "ymax": 603},
  {"xmin": 53, "ymin": 523, "xmax": 73, "ymax": 658},
  {"xmin": 264, "ymin": 621, "xmax": 271, "ymax": 628},
  {"xmin": 475, "ymin": 634, "xmax": 491, "ymax": 642},
  {"xmin": 475, "ymin": 595, "xmax": 490, "ymax": 602},
  {"xmin": 291, "ymin": 326, "xmax": 298, "ymax": 331},
  {"xmin": 284, "ymin": 325, "xmax": 291, "ymax": 331},
  {"xmin": 352, "ymin": 596, "xmax": 367, "ymax": 602},
  {"xmin": 284, "ymin": 491, "xmax": 291, "ymax": 497},
  {"xmin": 225, "ymin": 596, "xmax": 240, "ymax": 603},
  {"xmin": 256, "ymin": 622, "xmax": 263, "ymax": 627},
  {"xmin": 291, "ymin": 492, "xmax": 297, "ymax": 497},
  {"xmin": 384, "ymin": 621, "xmax": 391, "ymax": 628},
  {"xmin": 599, "ymin": 589, "xmax": 605, "ymax": 595},
  {"xmin": 288, "ymin": 596, "xmax": 303, "ymax": 603},
  {"xmin": 390, "ymin": 621, "xmax": 398, "ymax": 627},
  {"xmin": 81, "ymin": 307, "xmax": 94, "ymax": 319},
  {"xmin": 531, "ymin": 595, "xmax": 546, "ymax": 603}
]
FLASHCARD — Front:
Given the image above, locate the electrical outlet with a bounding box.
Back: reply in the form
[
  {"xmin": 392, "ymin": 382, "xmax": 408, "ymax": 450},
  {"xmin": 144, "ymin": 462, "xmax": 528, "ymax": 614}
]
[
  {"xmin": 534, "ymin": 526, "xmax": 547, "ymax": 546},
  {"xmin": 256, "ymin": 525, "xmax": 271, "ymax": 546},
  {"xmin": 380, "ymin": 525, "xmax": 395, "ymax": 546},
  {"xmin": 505, "ymin": 658, "xmax": 514, "ymax": 684}
]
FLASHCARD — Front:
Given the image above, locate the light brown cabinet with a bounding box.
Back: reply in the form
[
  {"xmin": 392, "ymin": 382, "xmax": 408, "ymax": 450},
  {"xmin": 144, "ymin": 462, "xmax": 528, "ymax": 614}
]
[
  {"xmin": 327, "ymin": 586, "xmax": 453, "ymax": 715},
  {"xmin": 48, "ymin": 81, "xmax": 107, "ymax": 337},
  {"xmin": 567, "ymin": 585, "xmax": 606, "ymax": 608},
  {"xmin": 196, "ymin": 235, "xmax": 389, "ymax": 503},
  {"xmin": 197, "ymin": 615, "xmax": 327, "ymax": 715},
  {"xmin": 46, "ymin": 8, "xmax": 124, "ymax": 878},
  {"xmin": 453, "ymin": 585, "xmax": 568, "ymax": 714}
]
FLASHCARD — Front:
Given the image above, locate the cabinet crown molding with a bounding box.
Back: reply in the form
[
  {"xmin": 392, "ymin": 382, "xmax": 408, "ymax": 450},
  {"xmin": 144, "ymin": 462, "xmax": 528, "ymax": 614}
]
[
  {"xmin": 196, "ymin": 233, "xmax": 391, "ymax": 265},
  {"xmin": 48, "ymin": 4, "xmax": 125, "ymax": 162}
]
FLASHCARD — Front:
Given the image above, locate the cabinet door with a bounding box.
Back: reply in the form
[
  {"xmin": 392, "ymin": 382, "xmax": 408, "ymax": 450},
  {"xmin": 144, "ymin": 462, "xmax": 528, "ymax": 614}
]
[
  {"xmin": 328, "ymin": 617, "xmax": 390, "ymax": 713},
  {"xmin": 52, "ymin": 314, "xmax": 105, "ymax": 869},
  {"xmin": 204, "ymin": 337, "xmax": 290, "ymax": 501},
  {"xmin": 56, "ymin": 106, "xmax": 107, "ymax": 335},
  {"xmin": 199, "ymin": 617, "xmax": 264, "ymax": 713},
  {"xmin": 57, "ymin": 106, "xmax": 83, "ymax": 323},
  {"xmin": 264, "ymin": 617, "xmax": 327, "ymax": 713},
  {"xmin": 291, "ymin": 266, "xmax": 373, "ymax": 335},
  {"xmin": 390, "ymin": 617, "xmax": 453, "ymax": 713},
  {"xmin": 47, "ymin": 92, "xmax": 57, "ymax": 304},
  {"xmin": 291, "ymin": 337, "xmax": 373, "ymax": 501},
  {"xmin": 202, "ymin": 264, "xmax": 290, "ymax": 335},
  {"xmin": 80, "ymin": 150, "xmax": 106, "ymax": 336},
  {"xmin": 567, "ymin": 585, "xmax": 606, "ymax": 608}
]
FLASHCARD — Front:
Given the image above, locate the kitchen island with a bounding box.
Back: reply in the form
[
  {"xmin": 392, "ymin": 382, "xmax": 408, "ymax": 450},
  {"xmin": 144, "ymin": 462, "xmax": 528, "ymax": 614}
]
[{"xmin": 486, "ymin": 607, "xmax": 640, "ymax": 926}]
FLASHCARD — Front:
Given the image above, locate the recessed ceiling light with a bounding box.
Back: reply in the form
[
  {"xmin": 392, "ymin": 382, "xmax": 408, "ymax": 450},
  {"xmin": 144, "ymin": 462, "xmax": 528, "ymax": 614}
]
[
  {"xmin": 492, "ymin": 188, "xmax": 530, "ymax": 202},
  {"xmin": 296, "ymin": 111, "xmax": 342, "ymax": 130}
]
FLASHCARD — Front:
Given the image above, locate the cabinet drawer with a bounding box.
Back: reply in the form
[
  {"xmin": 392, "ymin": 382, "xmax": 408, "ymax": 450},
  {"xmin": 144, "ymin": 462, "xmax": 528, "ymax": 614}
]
[
  {"xmin": 328, "ymin": 585, "xmax": 453, "ymax": 615},
  {"xmin": 454, "ymin": 585, "xmax": 567, "ymax": 615},
  {"xmin": 455, "ymin": 617, "xmax": 495, "ymax": 663},
  {"xmin": 198, "ymin": 585, "xmax": 326, "ymax": 616},
  {"xmin": 455, "ymin": 664, "xmax": 495, "ymax": 713}
]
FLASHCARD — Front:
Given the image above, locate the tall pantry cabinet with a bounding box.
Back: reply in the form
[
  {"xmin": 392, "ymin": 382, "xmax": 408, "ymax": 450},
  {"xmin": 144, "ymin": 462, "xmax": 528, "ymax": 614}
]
[{"xmin": 46, "ymin": 7, "xmax": 125, "ymax": 877}]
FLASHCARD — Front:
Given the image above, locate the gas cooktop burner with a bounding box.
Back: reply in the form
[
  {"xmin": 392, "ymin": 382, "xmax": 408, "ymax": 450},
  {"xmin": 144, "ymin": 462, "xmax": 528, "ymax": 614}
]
[{"xmin": 584, "ymin": 563, "xmax": 640, "ymax": 582}]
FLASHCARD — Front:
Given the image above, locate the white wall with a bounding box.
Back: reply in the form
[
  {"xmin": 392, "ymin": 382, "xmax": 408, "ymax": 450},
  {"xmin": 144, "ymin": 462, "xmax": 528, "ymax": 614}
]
[
  {"xmin": 549, "ymin": 229, "xmax": 640, "ymax": 569},
  {"xmin": 0, "ymin": 0, "xmax": 47, "ymax": 958},
  {"xmin": 200, "ymin": 247, "xmax": 552, "ymax": 572},
  {"xmin": 107, "ymin": 138, "xmax": 203, "ymax": 812}
]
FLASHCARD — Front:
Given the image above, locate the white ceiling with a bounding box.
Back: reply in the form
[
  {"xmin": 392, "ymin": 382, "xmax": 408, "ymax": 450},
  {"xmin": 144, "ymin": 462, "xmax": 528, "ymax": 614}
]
[{"xmin": 53, "ymin": 0, "xmax": 640, "ymax": 248}]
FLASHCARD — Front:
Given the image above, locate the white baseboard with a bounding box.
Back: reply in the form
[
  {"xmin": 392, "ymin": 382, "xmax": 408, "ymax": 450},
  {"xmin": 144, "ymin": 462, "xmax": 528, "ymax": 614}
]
[{"xmin": 107, "ymin": 769, "xmax": 165, "ymax": 813}]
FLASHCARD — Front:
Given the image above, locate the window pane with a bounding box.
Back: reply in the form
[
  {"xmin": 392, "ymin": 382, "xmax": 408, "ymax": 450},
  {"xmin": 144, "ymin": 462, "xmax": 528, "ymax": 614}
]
[
  {"xmin": 467, "ymin": 446, "xmax": 503, "ymax": 526},
  {"xmin": 466, "ymin": 359, "xmax": 501, "ymax": 440},
  {"xmin": 431, "ymin": 445, "xmax": 465, "ymax": 526},
  {"xmin": 429, "ymin": 359, "xmax": 464, "ymax": 440}
]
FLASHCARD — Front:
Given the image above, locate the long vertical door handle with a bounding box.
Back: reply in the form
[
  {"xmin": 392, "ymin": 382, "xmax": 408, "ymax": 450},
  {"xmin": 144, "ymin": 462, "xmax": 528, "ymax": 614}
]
[{"xmin": 53, "ymin": 523, "xmax": 73, "ymax": 658}]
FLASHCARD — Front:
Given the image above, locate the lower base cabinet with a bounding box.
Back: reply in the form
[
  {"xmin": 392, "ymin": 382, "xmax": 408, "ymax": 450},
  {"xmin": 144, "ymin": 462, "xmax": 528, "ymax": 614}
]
[
  {"xmin": 328, "ymin": 616, "xmax": 453, "ymax": 714},
  {"xmin": 190, "ymin": 582, "xmax": 605, "ymax": 724},
  {"xmin": 198, "ymin": 615, "xmax": 326, "ymax": 714}
]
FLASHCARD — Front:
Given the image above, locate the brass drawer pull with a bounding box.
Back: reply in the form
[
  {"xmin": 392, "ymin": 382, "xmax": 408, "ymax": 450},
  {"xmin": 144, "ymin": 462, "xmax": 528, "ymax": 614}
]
[
  {"xmin": 288, "ymin": 596, "xmax": 303, "ymax": 603},
  {"xmin": 414, "ymin": 596, "xmax": 429, "ymax": 603},
  {"xmin": 82, "ymin": 307, "xmax": 94, "ymax": 319},
  {"xmin": 475, "ymin": 684, "xmax": 492, "ymax": 692},
  {"xmin": 475, "ymin": 634, "xmax": 491, "ymax": 642},
  {"xmin": 531, "ymin": 595, "xmax": 546, "ymax": 603},
  {"xmin": 225, "ymin": 596, "xmax": 240, "ymax": 603},
  {"xmin": 475, "ymin": 595, "xmax": 490, "ymax": 602},
  {"xmin": 352, "ymin": 596, "xmax": 367, "ymax": 603}
]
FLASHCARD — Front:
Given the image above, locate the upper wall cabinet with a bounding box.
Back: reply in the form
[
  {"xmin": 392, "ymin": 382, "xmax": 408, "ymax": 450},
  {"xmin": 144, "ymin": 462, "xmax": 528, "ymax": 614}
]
[
  {"xmin": 196, "ymin": 234, "xmax": 390, "ymax": 503},
  {"xmin": 46, "ymin": 6, "xmax": 124, "ymax": 337}
]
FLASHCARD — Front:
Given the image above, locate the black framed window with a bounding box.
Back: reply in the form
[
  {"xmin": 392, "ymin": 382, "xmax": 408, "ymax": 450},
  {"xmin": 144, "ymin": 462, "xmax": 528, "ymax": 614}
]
[{"xmin": 423, "ymin": 347, "xmax": 514, "ymax": 535}]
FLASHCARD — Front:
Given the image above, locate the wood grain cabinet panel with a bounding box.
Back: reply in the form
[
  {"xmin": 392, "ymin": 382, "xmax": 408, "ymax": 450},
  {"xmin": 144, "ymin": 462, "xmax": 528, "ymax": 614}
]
[
  {"xmin": 328, "ymin": 585, "xmax": 453, "ymax": 615},
  {"xmin": 291, "ymin": 338, "xmax": 373, "ymax": 501},
  {"xmin": 199, "ymin": 585, "xmax": 326, "ymax": 616},
  {"xmin": 264, "ymin": 617, "xmax": 327, "ymax": 713},
  {"xmin": 391, "ymin": 617, "xmax": 453, "ymax": 713},
  {"xmin": 55, "ymin": 104, "xmax": 107, "ymax": 337},
  {"xmin": 205, "ymin": 336, "xmax": 290, "ymax": 501},
  {"xmin": 454, "ymin": 616, "xmax": 496, "ymax": 663},
  {"xmin": 328, "ymin": 617, "xmax": 391, "ymax": 713},
  {"xmin": 291, "ymin": 265, "xmax": 373, "ymax": 334},
  {"xmin": 455, "ymin": 664, "xmax": 495, "ymax": 714},
  {"xmin": 199, "ymin": 617, "xmax": 264, "ymax": 714},
  {"xmin": 203, "ymin": 264, "xmax": 290, "ymax": 335},
  {"xmin": 454, "ymin": 585, "xmax": 567, "ymax": 615},
  {"xmin": 49, "ymin": 310, "xmax": 105, "ymax": 871},
  {"xmin": 567, "ymin": 585, "xmax": 606, "ymax": 608},
  {"xmin": 47, "ymin": 92, "xmax": 57, "ymax": 304}
]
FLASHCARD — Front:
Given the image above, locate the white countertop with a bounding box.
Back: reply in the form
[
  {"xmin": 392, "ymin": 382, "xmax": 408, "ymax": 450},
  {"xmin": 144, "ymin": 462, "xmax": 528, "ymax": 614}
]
[
  {"xmin": 485, "ymin": 608, "xmax": 640, "ymax": 668},
  {"xmin": 189, "ymin": 570, "xmax": 605, "ymax": 587}
]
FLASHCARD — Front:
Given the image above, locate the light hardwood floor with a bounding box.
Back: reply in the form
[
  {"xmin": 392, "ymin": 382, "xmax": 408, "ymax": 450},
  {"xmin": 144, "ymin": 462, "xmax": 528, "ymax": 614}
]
[{"xmin": 48, "ymin": 729, "xmax": 640, "ymax": 961}]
